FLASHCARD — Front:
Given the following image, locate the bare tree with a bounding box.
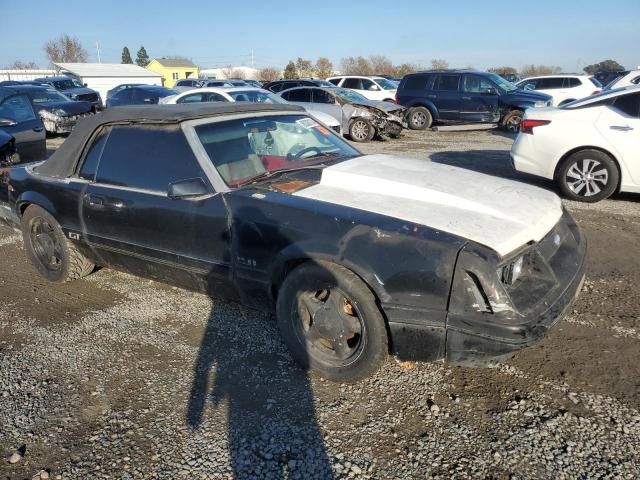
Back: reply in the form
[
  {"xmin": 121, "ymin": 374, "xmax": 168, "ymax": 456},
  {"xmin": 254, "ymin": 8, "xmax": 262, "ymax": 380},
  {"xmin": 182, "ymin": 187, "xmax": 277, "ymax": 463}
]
[
  {"xmin": 369, "ymin": 55, "xmax": 394, "ymax": 76},
  {"xmin": 295, "ymin": 57, "xmax": 314, "ymax": 78},
  {"xmin": 259, "ymin": 67, "xmax": 281, "ymax": 82},
  {"xmin": 489, "ymin": 66, "xmax": 518, "ymax": 76},
  {"xmin": 4, "ymin": 60, "xmax": 39, "ymax": 69},
  {"xmin": 222, "ymin": 65, "xmax": 246, "ymax": 79},
  {"xmin": 430, "ymin": 59, "xmax": 449, "ymax": 70},
  {"xmin": 44, "ymin": 34, "xmax": 88, "ymax": 65},
  {"xmin": 521, "ymin": 64, "xmax": 562, "ymax": 77},
  {"xmin": 314, "ymin": 57, "xmax": 333, "ymax": 79},
  {"xmin": 393, "ymin": 63, "xmax": 418, "ymax": 78}
]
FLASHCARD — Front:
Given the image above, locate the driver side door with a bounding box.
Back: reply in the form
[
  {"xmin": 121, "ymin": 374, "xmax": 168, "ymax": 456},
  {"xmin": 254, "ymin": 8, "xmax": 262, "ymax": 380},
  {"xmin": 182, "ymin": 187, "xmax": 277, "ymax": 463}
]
[{"xmin": 460, "ymin": 74, "xmax": 500, "ymax": 122}]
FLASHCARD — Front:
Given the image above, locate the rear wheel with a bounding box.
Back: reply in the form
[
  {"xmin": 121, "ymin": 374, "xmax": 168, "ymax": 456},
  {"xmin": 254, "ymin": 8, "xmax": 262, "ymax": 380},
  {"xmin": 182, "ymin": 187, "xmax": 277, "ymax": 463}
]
[
  {"xmin": 407, "ymin": 106, "xmax": 432, "ymax": 130},
  {"xmin": 21, "ymin": 205, "xmax": 94, "ymax": 282},
  {"xmin": 557, "ymin": 149, "xmax": 619, "ymax": 202},
  {"xmin": 502, "ymin": 109, "xmax": 524, "ymax": 133},
  {"xmin": 276, "ymin": 261, "xmax": 388, "ymax": 382},
  {"xmin": 349, "ymin": 118, "xmax": 375, "ymax": 142}
]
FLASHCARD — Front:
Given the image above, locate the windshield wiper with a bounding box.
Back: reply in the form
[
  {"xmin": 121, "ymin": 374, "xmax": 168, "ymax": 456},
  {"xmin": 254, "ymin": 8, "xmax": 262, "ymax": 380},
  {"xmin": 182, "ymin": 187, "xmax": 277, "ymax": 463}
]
[{"xmin": 243, "ymin": 164, "xmax": 327, "ymax": 186}]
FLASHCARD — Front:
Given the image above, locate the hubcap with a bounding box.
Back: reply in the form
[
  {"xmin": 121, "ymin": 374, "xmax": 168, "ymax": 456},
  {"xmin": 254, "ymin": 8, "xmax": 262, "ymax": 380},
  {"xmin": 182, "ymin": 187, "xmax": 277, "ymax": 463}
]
[
  {"xmin": 506, "ymin": 114, "xmax": 521, "ymax": 132},
  {"xmin": 296, "ymin": 288, "xmax": 364, "ymax": 364},
  {"xmin": 351, "ymin": 121, "xmax": 369, "ymax": 140},
  {"xmin": 30, "ymin": 217, "xmax": 63, "ymax": 271},
  {"xmin": 566, "ymin": 159, "xmax": 609, "ymax": 197},
  {"xmin": 412, "ymin": 111, "xmax": 427, "ymax": 127}
]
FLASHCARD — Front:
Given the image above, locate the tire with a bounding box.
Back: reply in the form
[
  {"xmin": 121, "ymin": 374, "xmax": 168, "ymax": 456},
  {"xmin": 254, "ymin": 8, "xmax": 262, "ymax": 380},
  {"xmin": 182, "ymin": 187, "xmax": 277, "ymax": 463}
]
[
  {"xmin": 21, "ymin": 205, "xmax": 94, "ymax": 282},
  {"xmin": 502, "ymin": 109, "xmax": 524, "ymax": 133},
  {"xmin": 407, "ymin": 106, "xmax": 432, "ymax": 130},
  {"xmin": 556, "ymin": 149, "xmax": 619, "ymax": 202},
  {"xmin": 276, "ymin": 261, "xmax": 389, "ymax": 382},
  {"xmin": 348, "ymin": 118, "xmax": 375, "ymax": 143}
]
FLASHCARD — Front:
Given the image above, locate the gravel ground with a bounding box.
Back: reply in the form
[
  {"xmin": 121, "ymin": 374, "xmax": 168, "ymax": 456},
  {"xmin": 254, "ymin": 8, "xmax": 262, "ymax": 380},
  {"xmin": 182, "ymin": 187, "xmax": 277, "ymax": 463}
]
[{"xmin": 1, "ymin": 130, "xmax": 639, "ymax": 479}]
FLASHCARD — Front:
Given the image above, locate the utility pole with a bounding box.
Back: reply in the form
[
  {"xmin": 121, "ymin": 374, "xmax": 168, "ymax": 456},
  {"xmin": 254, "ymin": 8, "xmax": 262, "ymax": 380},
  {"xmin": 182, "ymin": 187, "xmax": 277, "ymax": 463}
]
[{"xmin": 96, "ymin": 41, "xmax": 101, "ymax": 63}]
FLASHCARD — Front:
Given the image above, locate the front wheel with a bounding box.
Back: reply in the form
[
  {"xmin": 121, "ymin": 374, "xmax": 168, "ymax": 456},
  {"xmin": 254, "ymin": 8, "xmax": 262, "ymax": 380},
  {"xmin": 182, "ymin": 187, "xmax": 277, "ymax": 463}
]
[
  {"xmin": 556, "ymin": 149, "xmax": 619, "ymax": 202},
  {"xmin": 502, "ymin": 109, "xmax": 524, "ymax": 133},
  {"xmin": 349, "ymin": 118, "xmax": 375, "ymax": 142},
  {"xmin": 276, "ymin": 261, "xmax": 389, "ymax": 382},
  {"xmin": 21, "ymin": 205, "xmax": 94, "ymax": 282}
]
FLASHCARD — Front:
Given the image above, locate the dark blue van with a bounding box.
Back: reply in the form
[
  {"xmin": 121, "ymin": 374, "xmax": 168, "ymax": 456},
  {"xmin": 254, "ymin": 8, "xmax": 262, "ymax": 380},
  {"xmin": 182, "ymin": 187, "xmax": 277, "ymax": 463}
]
[{"xmin": 396, "ymin": 70, "xmax": 552, "ymax": 132}]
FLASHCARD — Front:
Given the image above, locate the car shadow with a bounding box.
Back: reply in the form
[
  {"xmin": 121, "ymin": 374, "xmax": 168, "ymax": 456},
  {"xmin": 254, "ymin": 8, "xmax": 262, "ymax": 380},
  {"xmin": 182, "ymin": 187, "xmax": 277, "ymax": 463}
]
[
  {"xmin": 429, "ymin": 149, "xmax": 555, "ymax": 191},
  {"xmin": 186, "ymin": 203, "xmax": 336, "ymax": 479}
]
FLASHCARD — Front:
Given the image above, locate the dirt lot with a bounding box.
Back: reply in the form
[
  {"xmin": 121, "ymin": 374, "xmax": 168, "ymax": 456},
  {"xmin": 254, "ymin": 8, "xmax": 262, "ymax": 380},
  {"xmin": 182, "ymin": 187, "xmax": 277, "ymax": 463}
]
[{"xmin": 1, "ymin": 129, "xmax": 639, "ymax": 479}]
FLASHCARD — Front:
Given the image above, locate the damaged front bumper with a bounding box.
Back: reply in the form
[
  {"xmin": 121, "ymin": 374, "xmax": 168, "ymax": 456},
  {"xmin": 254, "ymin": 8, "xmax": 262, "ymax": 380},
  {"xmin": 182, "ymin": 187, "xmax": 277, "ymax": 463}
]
[
  {"xmin": 385, "ymin": 209, "xmax": 587, "ymax": 366},
  {"xmin": 40, "ymin": 111, "xmax": 93, "ymax": 134}
]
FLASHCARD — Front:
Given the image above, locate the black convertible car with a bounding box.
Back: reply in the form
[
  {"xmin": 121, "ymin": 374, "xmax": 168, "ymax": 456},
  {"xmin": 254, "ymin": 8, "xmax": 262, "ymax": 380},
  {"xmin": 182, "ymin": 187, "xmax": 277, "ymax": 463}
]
[{"xmin": 3, "ymin": 103, "xmax": 586, "ymax": 381}]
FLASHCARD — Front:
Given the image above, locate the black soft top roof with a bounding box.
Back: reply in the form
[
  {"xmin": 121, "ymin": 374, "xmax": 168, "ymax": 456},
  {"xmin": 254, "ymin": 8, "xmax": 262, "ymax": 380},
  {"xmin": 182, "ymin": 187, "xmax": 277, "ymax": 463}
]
[{"xmin": 36, "ymin": 103, "xmax": 304, "ymax": 178}]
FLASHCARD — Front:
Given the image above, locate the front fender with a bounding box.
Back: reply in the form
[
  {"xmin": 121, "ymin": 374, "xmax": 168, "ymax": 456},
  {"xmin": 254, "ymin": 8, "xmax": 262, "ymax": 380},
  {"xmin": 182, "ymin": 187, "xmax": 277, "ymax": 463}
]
[{"xmin": 16, "ymin": 191, "xmax": 59, "ymax": 221}]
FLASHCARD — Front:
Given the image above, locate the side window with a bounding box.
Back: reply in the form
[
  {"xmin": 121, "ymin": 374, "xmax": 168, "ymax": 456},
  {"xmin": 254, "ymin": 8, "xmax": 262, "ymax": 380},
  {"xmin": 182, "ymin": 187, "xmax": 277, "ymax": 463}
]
[
  {"xmin": 403, "ymin": 74, "xmax": 429, "ymax": 90},
  {"xmin": 327, "ymin": 78, "xmax": 341, "ymax": 86},
  {"xmin": 537, "ymin": 78, "xmax": 564, "ymax": 89},
  {"xmin": 361, "ymin": 79, "xmax": 376, "ymax": 90},
  {"xmin": 78, "ymin": 128, "xmax": 110, "ymax": 180},
  {"xmin": 612, "ymin": 93, "xmax": 640, "ymax": 118},
  {"xmin": 203, "ymin": 93, "xmax": 227, "ymax": 102},
  {"xmin": 95, "ymin": 126, "xmax": 206, "ymax": 191},
  {"xmin": 0, "ymin": 94, "xmax": 37, "ymax": 122},
  {"xmin": 433, "ymin": 75, "xmax": 460, "ymax": 92},
  {"xmin": 564, "ymin": 78, "xmax": 581, "ymax": 88},
  {"xmin": 284, "ymin": 88, "xmax": 312, "ymax": 102},
  {"xmin": 519, "ymin": 80, "xmax": 537, "ymax": 91},
  {"xmin": 178, "ymin": 93, "xmax": 204, "ymax": 103},
  {"xmin": 312, "ymin": 89, "xmax": 335, "ymax": 104},
  {"xmin": 342, "ymin": 78, "xmax": 363, "ymax": 89},
  {"xmin": 462, "ymin": 75, "xmax": 495, "ymax": 93}
]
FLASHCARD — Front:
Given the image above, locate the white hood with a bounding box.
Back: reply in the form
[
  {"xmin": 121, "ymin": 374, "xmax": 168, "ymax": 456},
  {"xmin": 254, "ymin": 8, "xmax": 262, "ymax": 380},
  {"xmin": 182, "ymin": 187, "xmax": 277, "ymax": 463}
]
[{"xmin": 294, "ymin": 155, "xmax": 563, "ymax": 257}]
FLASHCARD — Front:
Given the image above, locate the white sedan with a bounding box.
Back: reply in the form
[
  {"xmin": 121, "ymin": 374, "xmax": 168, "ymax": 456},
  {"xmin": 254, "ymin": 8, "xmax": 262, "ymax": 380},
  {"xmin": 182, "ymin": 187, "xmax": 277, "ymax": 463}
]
[
  {"xmin": 160, "ymin": 87, "xmax": 342, "ymax": 134},
  {"xmin": 511, "ymin": 86, "xmax": 640, "ymax": 202}
]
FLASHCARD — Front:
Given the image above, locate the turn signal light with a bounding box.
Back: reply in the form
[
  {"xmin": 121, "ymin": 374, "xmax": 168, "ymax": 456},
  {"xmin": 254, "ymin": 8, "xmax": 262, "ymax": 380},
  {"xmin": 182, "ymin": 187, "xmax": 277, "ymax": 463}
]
[{"xmin": 520, "ymin": 119, "xmax": 551, "ymax": 134}]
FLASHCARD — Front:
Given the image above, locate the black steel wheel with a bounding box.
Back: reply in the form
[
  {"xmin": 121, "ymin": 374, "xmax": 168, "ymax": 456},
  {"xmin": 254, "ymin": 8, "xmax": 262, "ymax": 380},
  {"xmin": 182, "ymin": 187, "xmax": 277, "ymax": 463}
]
[
  {"xmin": 21, "ymin": 205, "xmax": 94, "ymax": 282},
  {"xmin": 277, "ymin": 261, "xmax": 388, "ymax": 381}
]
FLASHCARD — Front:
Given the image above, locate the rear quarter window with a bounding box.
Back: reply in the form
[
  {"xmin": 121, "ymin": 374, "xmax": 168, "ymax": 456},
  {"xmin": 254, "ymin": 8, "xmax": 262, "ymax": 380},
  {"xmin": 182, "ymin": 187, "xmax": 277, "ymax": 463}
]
[
  {"xmin": 402, "ymin": 74, "xmax": 430, "ymax": 90},
  {"xmin": 95, "ymin": 125, "xmax": 205, "ymax": 192}
]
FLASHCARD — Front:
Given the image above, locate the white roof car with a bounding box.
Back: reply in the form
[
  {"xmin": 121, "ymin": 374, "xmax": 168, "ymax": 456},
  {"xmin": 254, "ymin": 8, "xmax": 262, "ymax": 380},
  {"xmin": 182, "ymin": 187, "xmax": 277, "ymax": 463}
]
[
  {"xmin": 511, "ymin": 86, "xmax": 640, "ymax": 202},
  {"xmin": 605, "ymin": 70, "xmax": 640, "ymax": 90},
  {"xmin": 516, "ymin": 75, "xmax": 601, "ymax": 106},
  {"xmin": 326, "ymin": 76, "xmax": 397, "ymax": 102},
  {"xmin": 160, "ymin": 87, "xmax": 342, "ymax": 134}
]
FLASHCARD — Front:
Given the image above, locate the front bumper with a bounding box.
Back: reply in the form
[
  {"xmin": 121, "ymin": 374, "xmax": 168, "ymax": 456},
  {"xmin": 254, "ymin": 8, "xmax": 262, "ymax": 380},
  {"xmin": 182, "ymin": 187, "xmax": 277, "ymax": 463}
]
[
  {"xmin": 41, "ymin": 112, "xmax": 93, "ymax": 134},
  {"xmin": 385, "ymin": 210, "xmax": 587, "ymax": 366}
]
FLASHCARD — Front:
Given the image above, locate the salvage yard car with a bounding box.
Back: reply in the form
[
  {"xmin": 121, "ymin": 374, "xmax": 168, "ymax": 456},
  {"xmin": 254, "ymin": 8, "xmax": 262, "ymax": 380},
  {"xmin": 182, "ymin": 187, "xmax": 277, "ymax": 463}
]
[
  {"xmin": 0, "ymin": 87, "xmax": 46, "ymax": 162},
  {"xmin": 35, "ymin": 76, "xmax": 102, "ymax": 111},
  {"xmin": 3, "ymin": 103, "xmax": 586, "ymax": 381},
  {"xmin": 279, "ymin": 86, "xmax": 406, "ymax": 141},
  {"xmin": 4, "ymin": 85, "xmax": 94, "ymax": 135},
  {"xmin": 511, "ymin": 86, "xmax": 640, "ymax": 202}
]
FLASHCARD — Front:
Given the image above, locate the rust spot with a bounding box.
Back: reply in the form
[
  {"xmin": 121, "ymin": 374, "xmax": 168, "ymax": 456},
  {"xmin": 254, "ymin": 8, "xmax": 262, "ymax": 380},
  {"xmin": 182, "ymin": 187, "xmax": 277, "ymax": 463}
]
[{"xmin": 271, "ymin": 180, "xmax": 312, "ymax": 193}]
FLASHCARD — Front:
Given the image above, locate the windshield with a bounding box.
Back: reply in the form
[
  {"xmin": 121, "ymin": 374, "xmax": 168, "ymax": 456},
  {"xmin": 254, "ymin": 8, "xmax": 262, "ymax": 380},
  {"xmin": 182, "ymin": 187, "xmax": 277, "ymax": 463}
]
[
  {"xmin": 374, "ymin": 78, "xmax": 397, "ymax": 90},
  {"xmin": 52, "ymin": 79, "xmax": 84, "ymax": 90},
  {"xmin": 485, "ymin": 73, "xmax": 518, "ymax": 93},
  {"xmin": 27, "ymin": 89, "xmax": 70, "ymax": 103},
  {"xmin": 195, "ymin": 114, "xmax": 360, "ymax": 187},
  {"xmin": 333, "ymin": 88, "xmax": 369, "ymax": 103},
  {"xmin": 229, "ymin": 90, "xmax": 287, "ymax": 104}
]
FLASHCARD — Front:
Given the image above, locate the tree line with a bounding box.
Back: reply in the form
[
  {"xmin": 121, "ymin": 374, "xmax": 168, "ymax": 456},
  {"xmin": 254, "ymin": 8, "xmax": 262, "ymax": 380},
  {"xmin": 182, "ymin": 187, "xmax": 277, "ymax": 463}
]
[{"xmin": 2, "ymin": 34, "xmax": 628, "ymax": 82}]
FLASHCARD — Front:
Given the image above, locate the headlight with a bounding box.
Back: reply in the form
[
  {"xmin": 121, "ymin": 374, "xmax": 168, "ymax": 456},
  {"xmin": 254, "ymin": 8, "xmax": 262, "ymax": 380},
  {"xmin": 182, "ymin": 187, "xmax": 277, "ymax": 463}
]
[
  {"xmin": 53, "ymin": 109, "xmax": 67, "ymax": 117},
  {"xmin": 500, "ymin": 255, "xmax": 524, "ymax": 285},
  {"xmin": 533, "ymin": 100, "xmax": 547, "ymax": 107}
]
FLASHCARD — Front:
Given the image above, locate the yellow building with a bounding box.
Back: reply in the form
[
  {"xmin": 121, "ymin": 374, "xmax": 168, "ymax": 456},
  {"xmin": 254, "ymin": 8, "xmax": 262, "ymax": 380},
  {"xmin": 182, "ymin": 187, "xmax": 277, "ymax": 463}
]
[{"xmin": 145, "ymin": 58, "xmax": 199, "ymax": 87}]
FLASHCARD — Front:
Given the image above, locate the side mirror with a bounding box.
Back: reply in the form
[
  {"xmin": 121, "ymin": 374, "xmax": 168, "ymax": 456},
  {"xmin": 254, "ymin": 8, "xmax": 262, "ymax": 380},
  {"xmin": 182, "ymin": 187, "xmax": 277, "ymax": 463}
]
[
  {"xmin": 168, "ymin": 177, "xmax": 212, "ymax": 199},
  {"xmin": 0, "ymin": 118, "xmax": 17, "ymax": 127},
  {"xmin": 84, "ymin": 83, "xmax": 88, "ymax": 87},
  {"xmin": 369, "ymin": 85, "xmax": 380, "ymax": 91}
]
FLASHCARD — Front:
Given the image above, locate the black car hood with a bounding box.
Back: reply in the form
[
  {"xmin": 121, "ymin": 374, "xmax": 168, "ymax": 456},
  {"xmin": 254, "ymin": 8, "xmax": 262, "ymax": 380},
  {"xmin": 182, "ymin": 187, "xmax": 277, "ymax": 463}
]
[
  {"xmin": 60, "ymin": 87, "xmax": 96, "ymax": 97},
  {"xmin": 34, "ymin": 101, "xmax": 93, "ymax": 116},
  {"xmin": 503, "ymin": 89, "xmax": 552, "ymax": 103}
]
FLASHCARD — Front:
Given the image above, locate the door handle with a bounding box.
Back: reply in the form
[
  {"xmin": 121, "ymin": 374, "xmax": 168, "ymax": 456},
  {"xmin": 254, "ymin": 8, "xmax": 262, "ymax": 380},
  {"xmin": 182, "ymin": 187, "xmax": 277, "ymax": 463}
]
[
  {"xmin": 609, "ymin": 125, "xmax": 633, "ymax": 131},
  {"xmin": 462, "ymin": 96, "xmax": 472, "ymax": 100},
  {"xmin": 85, "ymin": 194, "xmax": 104, "ymax": 208},
  {"xmin": 33, "ymin": 126, "xmax": 44, "ymax": 132},
  {"xmin": 426, "ymin": 94, "xmax": 437, "ymax": 99}
]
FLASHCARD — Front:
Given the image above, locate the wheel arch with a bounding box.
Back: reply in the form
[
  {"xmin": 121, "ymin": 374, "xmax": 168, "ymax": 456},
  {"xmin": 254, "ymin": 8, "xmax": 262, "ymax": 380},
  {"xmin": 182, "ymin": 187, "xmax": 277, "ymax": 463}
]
[
  {"xmin": 406, "ymin": 101, "xmax": 438, "ymax": 118},
  {"xmin": 16, "ymin": 192, "xmax": 59, "ymax": 220},
  {"xmin": 554, "ymin": 145, "xmax": 623, "ymax": 191}
]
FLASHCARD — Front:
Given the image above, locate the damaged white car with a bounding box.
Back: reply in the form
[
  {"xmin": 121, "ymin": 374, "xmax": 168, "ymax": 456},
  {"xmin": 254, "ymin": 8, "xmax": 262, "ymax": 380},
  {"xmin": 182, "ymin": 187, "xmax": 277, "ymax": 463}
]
[{"xmin": 279, "ymin": 86, "xmax": 406, "ymax": 142}]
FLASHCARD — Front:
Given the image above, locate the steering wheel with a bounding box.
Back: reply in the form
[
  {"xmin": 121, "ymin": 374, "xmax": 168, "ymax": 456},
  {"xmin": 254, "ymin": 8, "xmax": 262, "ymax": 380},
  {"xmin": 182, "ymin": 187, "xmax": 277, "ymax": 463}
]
[{"xmin": 287, "ymin": 145, "xmax": 324, "ymax": 161}]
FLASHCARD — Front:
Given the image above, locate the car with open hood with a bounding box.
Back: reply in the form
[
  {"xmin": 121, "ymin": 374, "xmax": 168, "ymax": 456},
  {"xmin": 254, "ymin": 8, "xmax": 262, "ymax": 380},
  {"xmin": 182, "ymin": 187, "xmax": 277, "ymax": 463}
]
[
  {"xmin": 2, "ymin": 103, "xmax": 586, "ymax": 381},
  {"xmin": 34, "ymin": 76, "xmax": 102, "ymax": 110},
  {"xmin": 4, "ymin": 85, "xmax": 94, "ymax": 134},
  {"xmin": 278, "ymin": 86, "xmax": 406, "ymax": 142}
]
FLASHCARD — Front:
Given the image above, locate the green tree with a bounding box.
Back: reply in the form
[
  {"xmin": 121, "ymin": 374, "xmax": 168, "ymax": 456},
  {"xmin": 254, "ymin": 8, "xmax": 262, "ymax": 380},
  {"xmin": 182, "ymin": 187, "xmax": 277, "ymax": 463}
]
[
  {"xmin": 283, "ymin": 61, "xmax": 298, "ymax": 79},
  {"xmin": 314, "ymin": 57, "xmax": 333, "ymax": 79},
  {"xmin": 121, "ymin": 47, "xmax": 133, "ymax": 64},
  {"xmin": 583, "ymin": 59, "xmax": 625, "ymax": 75},
  {"xmin": 136, "ymin": 46, "xmax": 150, "ymax": 67},
  {"xmin": 295, "ymin": 57, "xmax": 314, "ymax": 78}
]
